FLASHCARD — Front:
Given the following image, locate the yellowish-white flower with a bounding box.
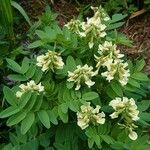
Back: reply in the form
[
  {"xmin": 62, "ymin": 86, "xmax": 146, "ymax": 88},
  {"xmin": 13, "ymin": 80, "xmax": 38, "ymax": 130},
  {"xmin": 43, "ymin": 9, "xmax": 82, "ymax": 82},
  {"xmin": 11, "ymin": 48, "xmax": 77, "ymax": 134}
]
[
  {"xmin": 128, "ymin": 128, "xmax": 138, "ymax": 140},
  {"xmin": 77, "ymin": 102, "xmax": 105, "ymax": 129},
  {"xmin": 95, "ymin": 41, "xmax": 124, "ymax": 69},
  {"xmin": 109, "ymin": 97, "xmax": 139, "ymax": 140},
  {"xmin": 98, "ymin": 41, "xmax": 124, "ymax": 58},
  {"xmin": 109, "ymin": 97, "xmax": 139, "ymax": 121},
  {"xmin": 67, "ymin": 64, "xmax": 97, "ymax": 90},
  {"xmin": 101, "ymin": 60, "xmax": 130, "ymax": 86},
  {"xmin": 91, "ymin": 6, "xmax": 110, "ymax": 22},
  {"xmin": 36, "ymin": 50, "xmax": 64, "ymax": 72},
  {"xmin": 16, "ymin": 91, "xmax": 23, "ymax": 98},
  {"xmin": 65, "ymin": 19, "xmax": 86, "ymax": 37},
  {"xmin": 65, "ymin": 6, "xmax": 109, "ymax": 49},
  {"xmin": 16, "ymin": 80, "xmax": 44, "ymax": 98},
  {"xmin": 81, "ymin": 18, "xmax": 106, "ymax": 48}
]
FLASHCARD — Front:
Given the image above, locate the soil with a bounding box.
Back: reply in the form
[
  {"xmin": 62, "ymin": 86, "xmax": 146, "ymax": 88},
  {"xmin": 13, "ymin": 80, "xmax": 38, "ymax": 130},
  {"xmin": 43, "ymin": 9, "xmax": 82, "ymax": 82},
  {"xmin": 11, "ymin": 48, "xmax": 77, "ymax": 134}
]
[{"xmin": 120, "ymin": 12, "xmax": 150, "ymax": 71}]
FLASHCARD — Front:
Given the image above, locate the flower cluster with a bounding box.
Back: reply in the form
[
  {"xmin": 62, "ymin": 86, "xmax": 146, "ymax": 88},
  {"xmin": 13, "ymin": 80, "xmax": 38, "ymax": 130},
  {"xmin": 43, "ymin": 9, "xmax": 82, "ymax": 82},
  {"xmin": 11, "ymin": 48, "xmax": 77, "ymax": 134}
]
[
  {"xmin": 66, "ymin": 6, "xmax": 109, "ymax": 48},
  {"xmin": 81, "ymin": 6, "xmax": 110, "ymax": 48},
  {"xmin": 67, "ymin": 64, "xmax": 97, "ymax": 90},
  {"xmin": 109, "ymin": 97, "xmax": 139, "ymax": 140},
  {"xmin": 77, "ymin": 102, "xmax": 105, "ymax": 129},
  {"xmin": 95, "ymin": 41, "xmax": 124, "ymax": 69},
  {"xmin": 65, "ymin": 19, "xmax": 86, "ymax": 37},
  {"xmin": 101, "ymin": 60, "xmax": 130, "ymax": 85},
  {"xmin": 95, "ymin": 41, "xmax": 130, "ymax": 86},
  {"xmin": 16, "ymin": 80, "xmax": 44, "ymax": 98},
  {"xmin": 36, "ymin": 50, "xmax": 64, "ymax": 72}
]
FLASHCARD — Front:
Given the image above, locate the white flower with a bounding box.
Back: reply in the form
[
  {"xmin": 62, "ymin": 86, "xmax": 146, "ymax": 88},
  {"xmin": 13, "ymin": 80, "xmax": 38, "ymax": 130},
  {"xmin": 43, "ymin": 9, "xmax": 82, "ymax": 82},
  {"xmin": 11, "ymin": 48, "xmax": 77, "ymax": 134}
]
[
  {"xmin": 109, "ymin": 97, "xmax": 139, "ymax": 140},
  {"xmin": 66, "ymin": 6, "xmax": 109, "ymax": 49},
  {"xmin": 36, "ymin": 50, "xmax": 64, "ymax": 72},
  {"xmin": 16, "ymin": 80, "xmax": 44, "ymax": 98},
  {"xmin": 109, "ymin": 97, "xmax": 139, "ymax": 121},
  {"xmin": 65, "ymin": 19, "xmax": 86, "ymax": 37},
  {"xmin": 82, "ymin": 19, "xmax": 107, "ymax": 41},
  {"xmin": 109, "ymin": 97, "xmax": 123, "ymax": 110},
  {"xmin": 77, "ymin": 102, "xmax": 105, "ymax": 129},
  {"xmin": 37, "ymin": 82, "xmax": 45, "ymax": 92},
  {"xmin": 88, "ymin": 41, "xmax": 94, "ymax": 49},
  {"xmin": 16, "ymin": 91, "xmax": 23, "ymax": 98},
  {"xmin": 95, "ymin": 41, "xmax": 124, "ymax": 68},
  {"xmin": 67, "ymin": 64, "xmax": 97, "ymax": 90},
  {"xmin": 91, "ymin": 6, "xmax": 110, "ymax": 22},
  {"xmin": 19, "ymin": 84, "xmax": 29, "ymax": 91},
  {"xmin": 110, "ymin": 112, "xmax": 119, "ymax": 119},
  {"xmin": 129, "ymin": 129, "xmax": 138, "ymax": 140},
  {"xmin": 100, "ymin": 60, "xmax": 130, "ymax": 86},
  {"xmin": 104, "ymin": 16, "xmax": 110, "ymax": 21}
]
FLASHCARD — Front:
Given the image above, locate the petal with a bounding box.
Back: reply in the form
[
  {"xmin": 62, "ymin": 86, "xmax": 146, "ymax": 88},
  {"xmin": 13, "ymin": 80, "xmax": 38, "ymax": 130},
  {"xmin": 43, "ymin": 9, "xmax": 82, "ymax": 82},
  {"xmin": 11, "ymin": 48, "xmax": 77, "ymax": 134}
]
[{"xmin": 129, "ymin": 131, "xmax": 138, "ymax": 140}]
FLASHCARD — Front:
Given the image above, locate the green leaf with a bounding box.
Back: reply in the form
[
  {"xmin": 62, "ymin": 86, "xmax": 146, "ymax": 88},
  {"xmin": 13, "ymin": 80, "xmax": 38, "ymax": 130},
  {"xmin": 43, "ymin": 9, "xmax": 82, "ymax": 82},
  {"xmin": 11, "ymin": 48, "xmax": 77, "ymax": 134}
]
[
  {"xmin": 28, "ymin": 40, "xmax": 43, "ymax": 49},
  {"xmin": 62, "ymin": 88, "xmax": 72, "ymax": 102},
  {"xmin": 123, "ymin": 84, "xmax": 137, "ymax": 92},
  {"xmin": 0, "ymin": 0, "xmax": 14, "ymax": 38},
  {"xmin": 66, "ymin": 56, "xmax": 76, "ymax": 71},
  {"xmin": 135, "ymin": 59, "xmax": 145, "ymax": 72},
  {"xmin": 48, "ymin": 110, "xmax": 58, "ymax": 125},
  {"xmin": 131, "ymin": 72, "xmax": 149, "ymax": 81},
  {"xmin": 8, "ymin": 74, "xmax": 28, "ymax": 81},
  {"xmin": 82, "ymin": 92, "xmax": 99, "ymax": 101},
  {"xmin": 110, "ymin": 14, "xmax": 127, "ymax": 23},
  {"xmin": 19, "ymin": 92, "xmax": 32, "ymax": 109},
  {"xmin": 127, "ymin": 60, "xmax": 134, "ymax": 74},
  {"xmin": 21, "ymin": 112, "xmax": 35, "ymax": 134},
  {"xmin": 6, "ymin": 58, "xmax": 22, "ymax": 73},
  {"xmin": 0, "ymin": 106, "xmax": 20, "ymax": 118},
  {"xmin": 88, "ymin": 138, "xmax": 94, "ymax": 149},
  {"xmin": 11, "ymin": 1, "xmax": 32, "ymax": 26},
  {"xmin": 94, "ymin": 135, "xmax": 101, "ymax": 147},
  {"xmin": 63, "ymin": 26, "xmax": 71, "ymax": 41},
  {"xmin": 68, "ymin": 101, "xmax": 79, "ymax": 112},
  {"xmin": 2, "ymin": 143, "xmax": 13, "ymax": 150},
  {"xmin": 37, "ymin": 110, "xmax": 51, "ymax": 128},
  {"xmin": 128, "ymin": 78, "xmax": 140, "ymax": 88},
  {"xmin": 12, "ymin": 145, "xmax": 20, "ymax": 150},
  {"xmin": 25, "ymin": 64, "xmax": 36, "ymax": 79},
  {"xmin": 111, "ymin": 142, "xmax": 124, "ymax": 150},
  {"xmin": 32, "ymin": 68, "xmax": 43, "ymax": 83},
  {"xmin": 139, "ymin": 112, "xmax": 150, "ymax": 121},
  {"xmin": 21, "ymin": 139, "xmax": 39, "ymax": 150},
  {"xmin": 111, "ymin": 81, "xmax": 123, "ymax": 97},
  {"xmin": 21, "ymin": 57, "xmax": 30, "ymax": 74},
  {"xmin": 39, "ymin": 133, "xmax": 50, "ymax": 148},
  {"xmin": 85, "ymin": 127, "xmax": 97, "ymax": 138},
  {"xmin": 44, "ymin": 27, "xmax": 56, "ymax": 40},
  {"xmin": 66, "ymin": 82, "xmax": 74, "ymax": 89},
  {"xmin": 25, "ymin": 93, "xmax": 37, "ymax": 112},
  {"xmin": 7, "ymin": 111, "xmax": 27, "ymax": 126},
  {"xmin": 35, "ymin": 30, "xmax": 48, "ymax": 39},
  {"xmin": 60, "ymin": 103, "xmax": 68, "ymax": 113},
  {"xmin": 98, "ymin": 123, "xmax": 110, "ymax": 135},
  {"xmin": 58, "ymin": 106, "xmax": 68, "ymax": 123},
  {"xmin": 54, "ymin": 143, "xmax": 64, "ymax": 150},
  {"xmin": 107, "ymin": 22, "xmax": 125, "ymax": 30},
  {"xmin": 3, "ymin": 86, "xmax": 17, "ymax": 105},
  {"xmin": 100, "ymin": 135, "xmax": 114, "ymax": 144},
  {"xmin": 106, "ymin": 86, "xmax": 117, "ymax": 99},
  {"xmin": 32, "ymin": 94, "xmax": 43, "ymax": 111},
  {"xmin": 138, "ymin": 100, "xmax": 150, "ymax": 111}
]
